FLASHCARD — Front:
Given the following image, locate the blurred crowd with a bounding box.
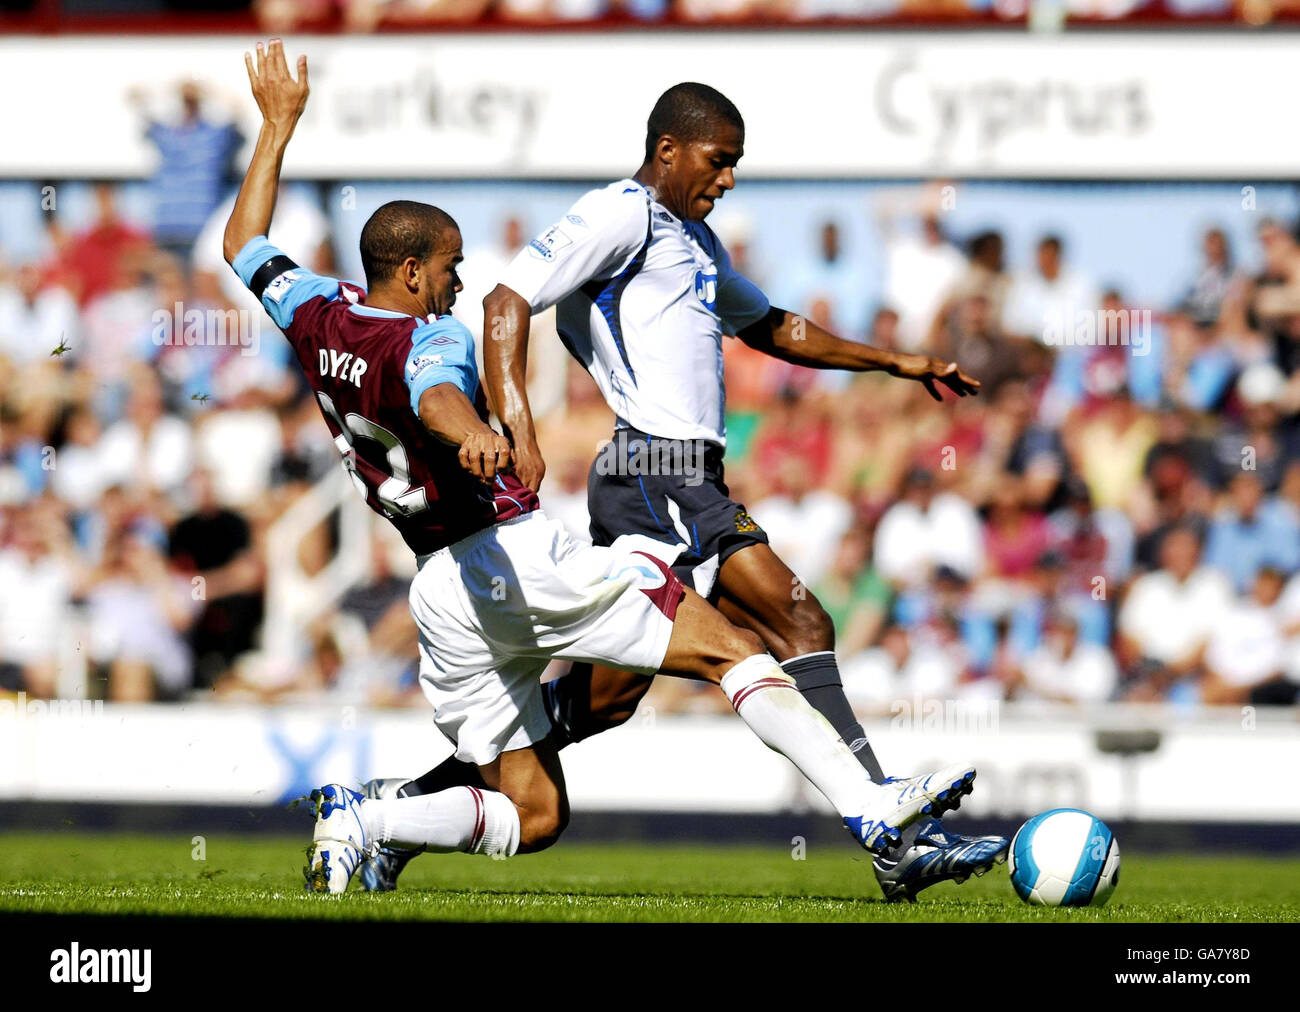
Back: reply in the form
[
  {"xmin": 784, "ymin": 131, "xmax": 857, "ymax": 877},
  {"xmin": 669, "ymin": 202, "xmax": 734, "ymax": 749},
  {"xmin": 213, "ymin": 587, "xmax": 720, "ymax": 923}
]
[
  {"xmin": 246, "ymin": 0, "xmax": 1300, "ymax": 26},
  {"xmin": 2, "ymin": 85, "xmax": 1300, "ymax": 716},
  {"xmin": 7, "ymin": 0, "xmax": 1300, "ymax": 28},
  {"xmin": 679, "ymin": 191, "xmax": 1300, "ymax": 715}
]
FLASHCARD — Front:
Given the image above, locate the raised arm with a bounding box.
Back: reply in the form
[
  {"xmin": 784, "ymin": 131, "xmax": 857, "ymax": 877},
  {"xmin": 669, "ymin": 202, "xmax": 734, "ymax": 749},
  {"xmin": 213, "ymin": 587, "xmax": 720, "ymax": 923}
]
[
  {"xmin": 736, "ymin": 306, "xmax": 980, "ymax": 402},
  {"xmin": 482, "ymin": 283, "xmax": 545, "ymax": 491},
  {"xmin": 480, "ymin": 193, "xmax": 648, "ymax": 493},
  {"xmin": 222, "ymin": 39, "xmax": 309, "ymax": 264}
]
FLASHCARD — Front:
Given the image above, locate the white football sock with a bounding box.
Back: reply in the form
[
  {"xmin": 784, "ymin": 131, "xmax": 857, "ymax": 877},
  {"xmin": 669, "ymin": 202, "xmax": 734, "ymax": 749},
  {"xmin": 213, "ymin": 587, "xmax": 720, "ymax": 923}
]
[
  {"xmin": 721, "ymin": 653, "xmax": 871, "ymax": 818},
  {"xmin": 362, "ymin": 786, "xmax": 520, "ymax": 857}
]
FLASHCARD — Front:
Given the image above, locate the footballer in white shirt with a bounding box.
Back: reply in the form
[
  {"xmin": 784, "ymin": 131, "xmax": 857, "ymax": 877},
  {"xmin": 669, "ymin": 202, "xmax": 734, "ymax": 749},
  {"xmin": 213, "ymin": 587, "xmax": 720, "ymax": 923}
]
[{"xmin": 367, "ymin": 82, "xmax": 996, "ymax": 903}]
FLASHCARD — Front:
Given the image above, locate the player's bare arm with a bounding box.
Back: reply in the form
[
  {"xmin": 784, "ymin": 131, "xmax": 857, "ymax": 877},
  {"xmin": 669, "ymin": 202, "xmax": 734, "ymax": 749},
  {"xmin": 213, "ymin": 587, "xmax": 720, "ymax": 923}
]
[
  {"xmin": 417, "ymin": 382, "xmax": 513, "ymax": 482},
  {"xmin": 482, "ymin": 282, "xmax": 546, "ymax": 491},
  {"xmin": 736, "ymin": 305, "xmax": 981, "ymax": 402},
  {"xmin": 222, "ymin": 39, "xmax": 309, "ymax": 264}
]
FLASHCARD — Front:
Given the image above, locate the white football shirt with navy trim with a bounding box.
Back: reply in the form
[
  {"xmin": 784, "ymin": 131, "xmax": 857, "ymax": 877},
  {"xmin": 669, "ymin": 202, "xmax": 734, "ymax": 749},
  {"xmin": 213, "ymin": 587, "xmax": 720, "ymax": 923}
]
[{"xmin": 498, "ymin": 178, "xmax": 770, "ymax": 446}]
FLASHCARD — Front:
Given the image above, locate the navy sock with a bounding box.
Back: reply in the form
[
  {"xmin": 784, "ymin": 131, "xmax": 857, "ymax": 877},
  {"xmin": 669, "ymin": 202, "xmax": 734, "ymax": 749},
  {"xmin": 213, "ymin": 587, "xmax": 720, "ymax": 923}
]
[
  {"xmin": 779, "ymin": 651, "xmax": 886, "ymax": 782},
  {"xmin": 405, "ymin": 757, "xmax": 486, "ymax": 796}
]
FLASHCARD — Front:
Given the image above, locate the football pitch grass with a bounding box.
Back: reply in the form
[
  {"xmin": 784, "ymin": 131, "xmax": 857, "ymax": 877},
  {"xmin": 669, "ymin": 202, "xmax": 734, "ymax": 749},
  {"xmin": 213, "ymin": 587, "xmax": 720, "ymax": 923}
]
[{"xmin": 3, "ymin": 833, "xmax": 1299, "ymax": 923}]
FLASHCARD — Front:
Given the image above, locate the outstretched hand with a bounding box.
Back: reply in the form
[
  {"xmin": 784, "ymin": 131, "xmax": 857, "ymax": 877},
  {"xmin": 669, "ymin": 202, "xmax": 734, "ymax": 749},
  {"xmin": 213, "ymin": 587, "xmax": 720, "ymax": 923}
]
[
  {"xmin": 897, "ymin": 355, "xmax": 981, "ymax": 401},
  {"xmin": 243, "ymin": 38, "xmax": 309, "ymax": 132}
]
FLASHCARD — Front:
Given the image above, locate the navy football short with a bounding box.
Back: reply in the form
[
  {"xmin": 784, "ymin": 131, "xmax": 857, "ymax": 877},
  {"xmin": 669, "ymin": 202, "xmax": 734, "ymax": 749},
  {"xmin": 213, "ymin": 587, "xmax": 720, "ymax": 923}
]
[{"xmin": 586, "ymin": 428, "xmax": 769, "ymax": 599}]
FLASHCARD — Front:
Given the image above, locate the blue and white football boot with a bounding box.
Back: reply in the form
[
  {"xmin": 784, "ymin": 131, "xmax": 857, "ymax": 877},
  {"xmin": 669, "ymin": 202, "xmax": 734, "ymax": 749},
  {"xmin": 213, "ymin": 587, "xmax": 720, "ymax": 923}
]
[
  {"xmin": 884, "ymin": 764, "xmax": 978, "ymax": 819},
  {"xmin": 304, "ymin": 784, "xmax": 375, "ymax": 894},
  {"xmin": 357, "ymin": 777, "xmax": 423, "ymax": 893},
  {"xmin": 873, "ymin": 817, "xmax": 1010, "ymax": 903},
  {"xmin": 845, "ymin": 762, "xmax": 977, "ymax": 854}
]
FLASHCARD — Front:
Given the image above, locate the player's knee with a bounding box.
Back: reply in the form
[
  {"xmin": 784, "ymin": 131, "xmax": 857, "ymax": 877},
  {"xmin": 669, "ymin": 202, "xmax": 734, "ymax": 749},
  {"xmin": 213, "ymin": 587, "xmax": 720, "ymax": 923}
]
[
  {"xmin": 786, "ymin": 596, "xmax": 835, "ymax": 653},
  {"xmin": 517, "ymin": 796, "xmax": 570, "ymax": 854},
  {"xmin": 746, "ymin": 580, "xmax": 834, "ymax": 654},
  {"xmin": 732, "ymin": 626, "xmax": 766, "ymax": 659},
  {"xmin": 698, "ymin": 626, "xmax": 767, "ymax": 684}
]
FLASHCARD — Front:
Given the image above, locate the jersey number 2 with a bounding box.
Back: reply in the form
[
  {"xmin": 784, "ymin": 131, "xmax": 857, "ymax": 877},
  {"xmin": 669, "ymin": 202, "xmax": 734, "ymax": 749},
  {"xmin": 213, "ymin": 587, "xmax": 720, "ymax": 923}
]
[{"xmin": 316, "ymin": 391, "xmax": 429, "ymax": 517}]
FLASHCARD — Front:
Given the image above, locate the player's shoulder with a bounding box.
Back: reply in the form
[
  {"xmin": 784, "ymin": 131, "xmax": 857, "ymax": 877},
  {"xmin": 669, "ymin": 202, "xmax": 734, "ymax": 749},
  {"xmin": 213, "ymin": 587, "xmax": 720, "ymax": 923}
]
[
  {"xmin": 519, "ymin": 181, "xmax": 650, "ymax": 267},
  {"xmin": 405, "ymin": 314, "xmax": 472, "ymax": 373},
  {"xmin": 410, "ymin": 313, "xmax": 472, "ymax": 346},
  {"xmin": 281, "ymin": 273, "xmax": 364, "ymax": 308},
  {"xmin": 233, "ymin": 236, "xmax": 351, "ymax": 303},
  {"xmin": 567, "ymin": 178, "xmax": 652, "ymax": 233},
  {"xmin": 403, "ymin": 313, "xmax": 479, "ymax": 404}
]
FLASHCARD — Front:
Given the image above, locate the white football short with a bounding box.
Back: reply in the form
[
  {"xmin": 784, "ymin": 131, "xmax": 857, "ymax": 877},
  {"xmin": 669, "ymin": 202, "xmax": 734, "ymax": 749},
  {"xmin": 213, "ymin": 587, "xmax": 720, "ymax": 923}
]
[{"xmin": 408, "ymin": 510, "xmax": 685, "ymax": 765}]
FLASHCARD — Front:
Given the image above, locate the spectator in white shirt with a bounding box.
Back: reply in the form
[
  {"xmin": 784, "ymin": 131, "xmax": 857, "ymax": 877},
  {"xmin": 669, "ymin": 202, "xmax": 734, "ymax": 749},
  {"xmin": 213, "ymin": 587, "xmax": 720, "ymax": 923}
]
[
  {"xmin": 1004, "ymin": 235, "xmax": 1101, "ymax": 425},
  {"xmin": 873, "ymin": 467, "xmax": 985, "ymax": 589},
  {"xmin": 96, "ymin": 366, "xmax": 194, "ymax": 496},
  {"xmin": 1002, "ymin": 234, "xmax": 1100, "ymax": 344},
  {"xmin": 1117, "ymin": 523, "xmax": 1233, "ymax": 698},
  {"xmin": 0, "ymin": 264, "xmax": 78, "ymax": 367},
  {"xmin": 876, "ymin": 185, "xmax": 968, "ymax": 351},
  {"xmin": 881, "ymin": 212, "xmax": 967, "ymax": 353},
  {"xmin": 841, "ymin": 623, "xmax": 909, "ymax": 712},
  {"xmin": 50, "ymin": 409, "xmax": 111, "ymax": 512},
  {"xmin": 900, "ymin": 614, "xmax": 972, "ymax": 700},
  {"xmin": 1019, "ymin": 608, "xmax": 1118, "ymax": 704},
  {"xmin": 1202, "ymin": 567, "xmax": 1289, "ymax": 705},
  {"xmin": 752, "ymin": 454, "xmax": 853, "ymax": 588},
  {"xmin": 1277, "ymin": 569, "xmax": 1300, "ymax": 684},
  {"xmin": 0, "ymin": 506, "xmax": 75, "ymax": 698},
  {"xmin": 842, "ymin": 620, "xmax": 970, "ymax": 711},
  {"xmin": 86, "ymin": 530, "xmax": 196, "ymax": 701}
]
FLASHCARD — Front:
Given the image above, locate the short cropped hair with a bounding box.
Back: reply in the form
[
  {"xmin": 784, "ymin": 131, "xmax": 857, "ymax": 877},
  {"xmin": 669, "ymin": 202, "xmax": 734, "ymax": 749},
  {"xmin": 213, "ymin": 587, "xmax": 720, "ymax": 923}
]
[
  {"xmin": 644, "ymin": 83, "xmax": 744, "ymax": 164},
  {"xmin": 359, "ymin": 200, "xmax": 458, "ymax": 287}
]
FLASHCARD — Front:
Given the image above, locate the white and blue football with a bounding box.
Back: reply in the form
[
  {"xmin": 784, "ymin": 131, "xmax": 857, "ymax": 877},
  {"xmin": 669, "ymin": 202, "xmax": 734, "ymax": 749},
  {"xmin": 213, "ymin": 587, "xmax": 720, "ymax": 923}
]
[{"xmin": 1008, "ymin": 808, "xmax": 1120, "ymax": 907}]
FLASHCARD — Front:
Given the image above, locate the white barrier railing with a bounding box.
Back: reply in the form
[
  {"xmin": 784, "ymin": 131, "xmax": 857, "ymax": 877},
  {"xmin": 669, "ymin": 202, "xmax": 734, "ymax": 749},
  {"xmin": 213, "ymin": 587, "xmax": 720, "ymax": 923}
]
[
  {"xmin": 261, "ymin": 467, "xmax": 375, "ymax": 664},
  {"xmin": 1, "ymin": 701, "xmax": 1297, "ymax": 823}
]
